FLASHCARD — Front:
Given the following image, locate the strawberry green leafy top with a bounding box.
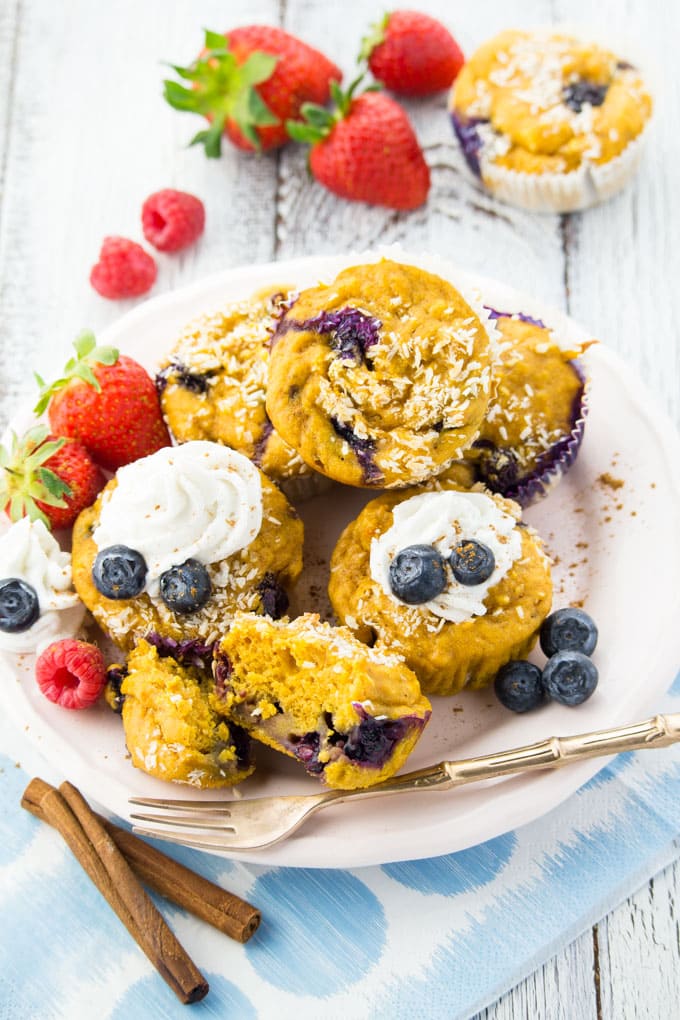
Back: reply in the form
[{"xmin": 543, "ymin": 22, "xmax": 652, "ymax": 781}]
[{"xmin": 33, "ymin": 331, "xmax": 119, "ymax": 416}]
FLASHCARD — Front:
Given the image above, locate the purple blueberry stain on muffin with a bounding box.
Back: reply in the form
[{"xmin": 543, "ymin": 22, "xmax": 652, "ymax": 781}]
[
  {"xmin": 562, "ymin": 80, "xmax": 609, "ymax": 113},
  {"xmin": 451, "ymin": 112, "xmax": 487, "ymax": 177},
  {"xmin": 256, "ymin": 572, "xmax": 289, "ymax": 620},
  {"xmin": 484, "ymin": 306, "xmax": 547, "ymax": 329},
  {"xmin": 272, "ymin": 306, "xmax": 381, "ymax": 364},
  {"xmin": 155, "ymin": 360, "xmax": 212, "ymax": 395},
  {"xmin": 279, "ymin": 708, "xmax": 429, "ymax": 777},
  {"xmin": 330, "ymin": 417, "xmax": 383, "ymax": 485},
  {"xmin": 252, "ymin": 416, "xmax": 274, "ymax": 467},
  {"xmin": 303, "ymin": 308, "xmax": 381, "ymax": 363},
  {"xmin": 212, "ymin": 721, "xmax": 253, "ymax": 772},
  {"xmin": 473, "ymin": 358, "xmax": 587, "ymax": 507},
  {"xmin": 145, "ymin": 632, "xmax": 216, "ymax": 670}
]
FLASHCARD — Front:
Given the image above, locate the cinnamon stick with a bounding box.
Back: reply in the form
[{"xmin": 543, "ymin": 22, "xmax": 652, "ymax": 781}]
[
  {"xmin": 22, "ymin": 778, "xmax": 260, "ymax": 943},
  {"xmin": 22, "ymin": 779, "xmax": 208, "ymax": 1005}
]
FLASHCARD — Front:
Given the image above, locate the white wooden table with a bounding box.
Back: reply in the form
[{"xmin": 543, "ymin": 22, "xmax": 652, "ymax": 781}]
[{"xmin": 1, "ymin": 1, "xmax": 678, "ymax": 1016}]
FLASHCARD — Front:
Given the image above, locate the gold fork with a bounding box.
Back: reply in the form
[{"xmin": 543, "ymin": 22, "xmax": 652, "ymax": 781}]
[{"xmin": 130, "ymin": 711, "xmax": 680, "ymax": 852}]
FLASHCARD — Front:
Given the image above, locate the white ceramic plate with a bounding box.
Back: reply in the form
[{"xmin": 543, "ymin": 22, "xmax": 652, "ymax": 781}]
[{"xmin": 3, "ymin": 249, "xmax": 680, "ymax": 869}]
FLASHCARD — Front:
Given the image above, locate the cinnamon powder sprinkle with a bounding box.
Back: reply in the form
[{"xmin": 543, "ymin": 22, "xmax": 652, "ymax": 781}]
[{"xmin": 597, "ymin": 472, "xmax": 624, "ymax": 490}]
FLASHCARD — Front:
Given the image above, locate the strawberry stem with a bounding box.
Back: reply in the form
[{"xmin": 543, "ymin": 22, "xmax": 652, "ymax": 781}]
[
  {"xmin": 33, "ymin": 332, "xmax": 119, "ymax": 416},
  {"xmin": 163, "ymin": 30, "xmax": 280, "ymax": 156},
  {"xmin": 358, "ymin": 12, "xmax": 390, "ymax": 64},
  {"xmin": 0, "ymin": 426, "xmax": 72, "ymax": 529},
  {"xmin": 285, "ymin": 72, "xmax": 380, "ymax": 145}
]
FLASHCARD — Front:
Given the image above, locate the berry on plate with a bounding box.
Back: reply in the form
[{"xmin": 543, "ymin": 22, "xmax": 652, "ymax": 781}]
[
  {"xmin": 34, "ymin": 331, "xmax": 171, "ymax": 472},
  {"xmin": 389, "ymin": 544, "xmax": 447, "ymax": 604},
  {"xmin": 360, "ymin": 10, "xmax": 465, "ymax": 96},
  {"xmin": 164, "ymin": 26, "xmax": 341, "ymax": 155},
  {"xmin": 540, "ymin": 607, "xmax": 598, "ymax": 657},
  {"xmin": 141, "ymin": 189, "xmax": 205, "ymax": 252},
  {"xmin": 286, "ymin": 77, "xmax": 430, "ymax": 209},
  {"xmin": 542, "ymin": 650, "xmax": 599, "ymax": 706},
  {"xmin": 0, "ymin": 424, "xmax": 105, "ymax": 530},
  {"xmin": 494, "ymin": 660, "xmax": 545, "ymax": 713},
  {"xmin": 35, "ymin": 638, "xmax": 107, "ymax": 710},
  {"xmin": 90, "ymin": 236, "xmax": 157, "ymax": 299}
]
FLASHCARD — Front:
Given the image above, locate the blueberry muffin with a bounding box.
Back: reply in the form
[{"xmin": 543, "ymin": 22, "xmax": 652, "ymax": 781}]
[
  {"xmin": 450, "ymin": 30, "xmax": 653, "ymax": 211},
  {"xmin": 121, "ymin": 638, "xmax": 254, "ymax": 787},
  {"xmin": 464, "ymin": 309, "xmax": 589, "ymax": 505},
  {"xmin": 156, "ymin": 286, "xmax": 322, "ymax": 497},
  {"xmin": 266, "ymin": 259, "xmax": 495, "ymax": 488},
  {"xmin": 71, "ymin": 441, "xmax": 303, "ymax": 652},
  {"xmin": 328, "ymin": 484, "xmax": 552, "ymax": 695},
  {"xmin": 212, "ymin": 612, "xmax": 431, "ymax": 789}
]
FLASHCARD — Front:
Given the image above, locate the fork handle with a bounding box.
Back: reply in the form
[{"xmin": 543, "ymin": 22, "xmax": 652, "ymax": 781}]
[{"xmin": 324, "ymin": 711, "xmax": 680, "ymax": 807}]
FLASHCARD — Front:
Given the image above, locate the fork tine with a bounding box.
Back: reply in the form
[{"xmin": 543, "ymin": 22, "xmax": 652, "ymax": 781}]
[
  {"xmin": 129, "ymin": 796, "xmax": 232, "ymax": 814},
  {"xmin": 130, "ymin": 811, "xmax": 236, "ymax": 831},
  {"xmin": 131, "ymin": 825, "xmax": 275, "ymax": 852}
]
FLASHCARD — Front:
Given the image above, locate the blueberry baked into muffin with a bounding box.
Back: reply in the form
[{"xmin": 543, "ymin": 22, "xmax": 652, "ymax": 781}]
[
  {"xmin": 266, "ymin": 259, "xmax": 495, "ymax": 488},
  {"xmin": 464, "ymin": 309, "xmax": 589, "ymax": 505},
  {"xmin": 450, "ymin": 29, "xmax": 652, "ymax": 211},
  {"xmin": 71, "ymin": 441, "xmax": 303, "ymax": 651},
  {"xmin": 156, "ymin": 286, "xmax": 323, "ymax": 498},
  {"xmin": 121, "ymin": 638, "xmax": 254, "ymax": 788},
  {"xmin": 329, "ymin": 484, "xmax": 552, "ymax": 695},
  {"xmin": 212, "ymin": 612, "xmax": 431, "ymax": 789}
]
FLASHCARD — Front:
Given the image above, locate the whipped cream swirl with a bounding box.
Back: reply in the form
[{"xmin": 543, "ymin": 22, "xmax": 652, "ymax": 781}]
[
  {"xmin": 370, "ymin": 490, "xmax": 522, "ymax": 623},
  {"xmin": 93, "ymin": 442, "xmax": 263, "ymax": 598},
  {"xmin": 0, "ymin": 517, "xmax": 85, "ymax": 653}
]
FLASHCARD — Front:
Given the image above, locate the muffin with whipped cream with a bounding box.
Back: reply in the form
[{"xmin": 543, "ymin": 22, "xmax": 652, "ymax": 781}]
[
  {"xmin": 156, "ymin": 286, "xmax": 325, "ymax": 499},
  {"xmin": 212, "ymin": 611, "xmax": 431, "ymax": 789},
  {"xmin": 266, "ymin": 259, "xmax": 495, "ymax": 488},
  {"xmin": 121, "ymin": 638, "xmax": 254, "ymax": 788},
  {"xmin": 71, "ymin": 441, "xmax": 304, "ymax": 652},
  {"xmin": 450, "ymin": 29, "xmax": 652, "ymax": 211},
  {"xmin": 0, "ymin": 517, "xmax": 85, "ymax": 655},
  {"xmin": 463, "ymin": 308, "xmax": 589, "ymax": 505},
  {"xmin": 328, "ymin": 483, "xmax": 552, "ymax": 695}
]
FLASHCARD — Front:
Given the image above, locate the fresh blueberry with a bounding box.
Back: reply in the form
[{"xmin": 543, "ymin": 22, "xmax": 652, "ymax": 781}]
[
  {"xmin": 389, "ymin": 545, "xmax": 447, "ymax": 604},
  {"xmin": 542, "ymin": 650, "xmax": 599, "ymax": 706},
  {"xmin": 449, "ymin": 539, "xmax": 495, "ymax": 585},
  {"xmin": 540, "ymin": 607, "xmax": 598, "ymax": 657},
  {"xmin": 494, "ymin": 661, "xmax": 545, "ymax": 713},
  {"xmin": 563, "ymin": 81, "xmax": 608, "ymax": 113},
  {"xmin": 0, "ymin": 578, "xmax": 40, "ymax": 633},
  {"xmin": 92, "ymin": 545, "xmax": 147, "ymax": 599},
  {"xmin": 159, "ymin": 559, "xmax": 212, "ymax": 614}
]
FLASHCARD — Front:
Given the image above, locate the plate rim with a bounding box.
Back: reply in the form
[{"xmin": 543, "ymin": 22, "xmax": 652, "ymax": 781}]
[{"xmin": 2, "ymin": 248, "xmax": 680, "ymax": 868}]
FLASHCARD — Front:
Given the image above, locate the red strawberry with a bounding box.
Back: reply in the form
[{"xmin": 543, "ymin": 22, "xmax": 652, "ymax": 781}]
[
  {"xmin": 34, "ymin": 331, "xmax": 171, "ymax": 472},
  {"xmin": 35, "ymin": 639, "xmax": 107, "ymax": 709},
  {"xmin": 361, "ymin": 10, "xmax": 465, "ymax": 96},
  {"xmin": 0, "ymin": 425, "xmax": 105, "ymax": 531},
  {"xmin": 164, "ymin": 26, "xmax": 342, "ymax": 155},
  {"xmin": 287, "ymin": 79, "xmax": 430, "ymax": 210}
]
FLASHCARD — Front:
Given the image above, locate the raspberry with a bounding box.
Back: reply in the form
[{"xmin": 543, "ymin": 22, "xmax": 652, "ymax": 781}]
[
  {"xmin": 141, "ymin": 189, "xmax": 205, "ymax": 252},
  {"xmin": 35, "ymin": 639, "xmax": 107, "ymax": 710},
  {"xmin": 90, "ymin": 236, "xmax": 157, "ymax": 299}
]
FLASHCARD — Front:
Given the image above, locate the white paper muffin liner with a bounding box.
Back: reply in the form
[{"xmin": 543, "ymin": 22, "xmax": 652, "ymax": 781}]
[
  {"xmin": 480, "ymin": 128, "xmax": 648, "ymax": 213},
  {"xmin": 448, "ymin": 23, "xmax": 653, "ymax": 214}
]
